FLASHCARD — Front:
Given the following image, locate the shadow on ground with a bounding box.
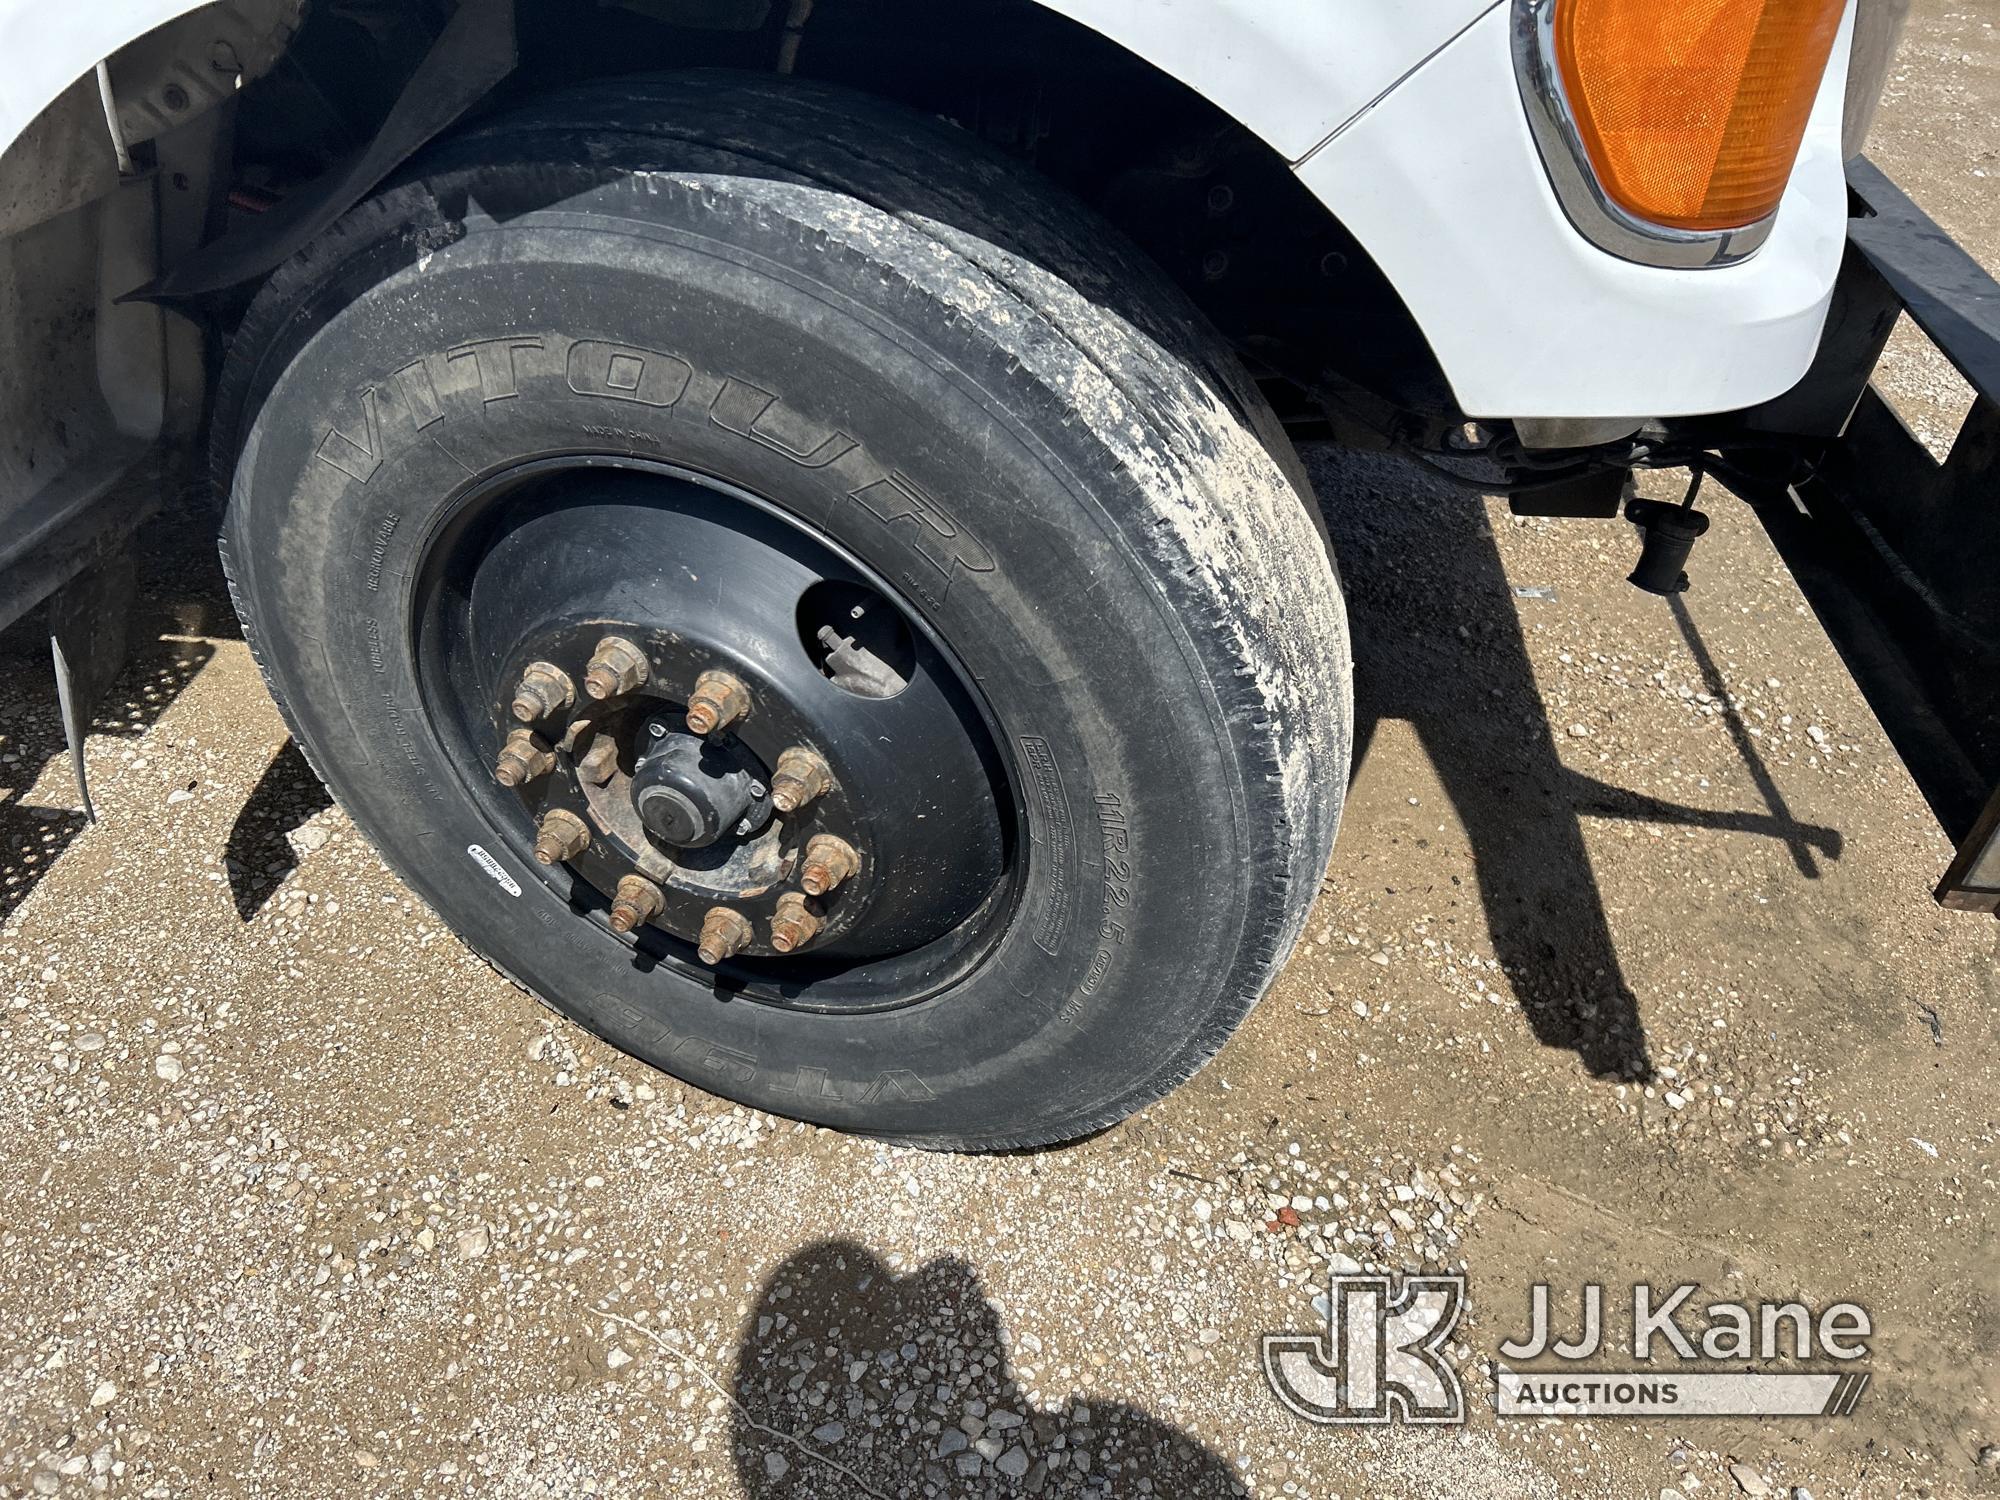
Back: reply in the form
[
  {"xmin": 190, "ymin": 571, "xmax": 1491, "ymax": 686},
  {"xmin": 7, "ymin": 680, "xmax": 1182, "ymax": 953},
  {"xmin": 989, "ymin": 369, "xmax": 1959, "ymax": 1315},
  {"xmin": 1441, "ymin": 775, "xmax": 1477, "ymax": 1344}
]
[
  {"xmin": 225, "ymin": 738, "xmax": 334, "ymax": 919},
  {"xmin": 729, "ymin": 1240, "xmax": 1237, "ymax": 1497},
  {"xmin": 1306, "ymin": 446, "xmax": 1842, "ymax": 1083},
  {"xmin": 0, "ymin": 503, "xmax": 340, "ymax": 928}
]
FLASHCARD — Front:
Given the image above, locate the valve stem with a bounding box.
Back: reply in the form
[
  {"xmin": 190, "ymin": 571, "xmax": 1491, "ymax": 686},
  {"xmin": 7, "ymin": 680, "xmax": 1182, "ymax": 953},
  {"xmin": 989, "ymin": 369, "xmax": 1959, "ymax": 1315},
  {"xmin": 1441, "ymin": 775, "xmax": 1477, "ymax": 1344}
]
[
  {"xmin": 799, "ymin": 834, "xmax": 860, "ymax": 896},
  {"xmin": 697, "ymin": 906, "xmax": 753, "ymax": 966},
  {"xmin": 532, "ymin": 808, "xmax": 591, "ymax": 865},
  {"xmin": 769, "ymin": 746, "xmax": 832, "ymax": 813},
  {"xmin": 685, "ymin": 668, "xmax": 751, "ymax": 736},
  {"xmin": 608, "ymin": 874, "xmax": 665, "ymax": 934},
  {"xmin": 494, "ymin": 729, "xmax": 555, "ymax": 788},
  {"xmin": 583, "ymin": 636, "xmax": 649, "ymax": 700},
  {"xmin": 768, "ymin": 891, "xmax": 822, "ymax": 953}
]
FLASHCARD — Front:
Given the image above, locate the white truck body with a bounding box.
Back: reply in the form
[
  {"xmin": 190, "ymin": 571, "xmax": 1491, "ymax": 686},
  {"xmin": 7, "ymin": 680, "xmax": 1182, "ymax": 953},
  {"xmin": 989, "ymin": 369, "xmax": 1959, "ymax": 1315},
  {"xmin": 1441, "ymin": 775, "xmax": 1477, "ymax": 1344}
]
[{"xmin": 0, "ymin": 0, "xmax": 1856, "ymax": 422}]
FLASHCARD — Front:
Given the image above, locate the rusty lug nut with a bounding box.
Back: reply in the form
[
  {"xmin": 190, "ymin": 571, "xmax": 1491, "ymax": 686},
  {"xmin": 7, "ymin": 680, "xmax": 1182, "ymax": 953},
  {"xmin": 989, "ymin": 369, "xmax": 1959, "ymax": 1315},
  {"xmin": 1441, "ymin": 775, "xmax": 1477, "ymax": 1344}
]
[
  {"xmin": 799, "ymin": 834, "xmax": 860, "ymax": 897},
  {"xmin": 697, "ymin": 906, "xmax": 753, "ymax": 966},
  {"xmin": 532, "ymin": 808, "xmax": 591, "ymax": 865},
  {"xmin": 510, "ymin": 661, "xmax": 575, "ymax": 723},
  {"xmin": 494, "ymin": 729, "xmax": 555, "ymax": 787},
  {"xmin": 608, "ymin": 874, "xmax": 665, "ymax": 934},
  {"xmin": 576, "ymin": 735, "xmax": 620, "ymax": 786},
  {"xmin": 768, "ymin": 891, "xmax": 822, "ymax": 953},
  {"xmin": 769, "ymin": 746, "xmax": 833, "ymax": 814},
  {"xmin": 582, "ymin": 636, "xmax": 649, "ymax": 700},
  {"xmin": 684, "ymin": 668, "xmax": 751, "ymax": 736}
]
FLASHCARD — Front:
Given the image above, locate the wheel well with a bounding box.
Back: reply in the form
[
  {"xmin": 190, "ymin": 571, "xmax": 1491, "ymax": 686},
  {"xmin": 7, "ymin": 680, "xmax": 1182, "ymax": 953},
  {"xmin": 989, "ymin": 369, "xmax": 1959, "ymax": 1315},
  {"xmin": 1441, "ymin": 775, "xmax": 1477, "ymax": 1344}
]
[
  {"xmin": 783, "ymin": 0, "xmax": 1460, "ymax": 428},
  {"xmin": 222, "ymin": 0, "xmax": 1459, "ymax": 433}
]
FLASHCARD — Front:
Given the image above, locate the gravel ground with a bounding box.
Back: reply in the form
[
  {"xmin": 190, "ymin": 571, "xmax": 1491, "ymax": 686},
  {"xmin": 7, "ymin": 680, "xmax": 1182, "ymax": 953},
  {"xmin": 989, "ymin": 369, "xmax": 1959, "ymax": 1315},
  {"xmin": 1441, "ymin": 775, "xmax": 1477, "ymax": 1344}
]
[{"xmin": 0, "ymin": 9, "xmax": 1996, "ymax": 1498}]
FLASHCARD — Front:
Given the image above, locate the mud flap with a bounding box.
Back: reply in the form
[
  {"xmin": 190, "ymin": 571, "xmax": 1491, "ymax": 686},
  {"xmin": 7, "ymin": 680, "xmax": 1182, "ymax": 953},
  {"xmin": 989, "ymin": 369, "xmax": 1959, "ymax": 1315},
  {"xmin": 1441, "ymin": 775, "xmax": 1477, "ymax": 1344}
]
[
  {"xmin": 49, "ymin": 554, "xmax": 139, "ymax": 823},
  {"xmin": 0, "ymin": 446, "xmax": 157, "ymax": 823}
]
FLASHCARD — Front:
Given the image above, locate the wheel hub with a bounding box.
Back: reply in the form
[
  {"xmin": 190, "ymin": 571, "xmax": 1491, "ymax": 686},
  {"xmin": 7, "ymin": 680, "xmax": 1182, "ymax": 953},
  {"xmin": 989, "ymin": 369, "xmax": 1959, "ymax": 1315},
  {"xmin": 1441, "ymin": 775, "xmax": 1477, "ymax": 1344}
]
[
  {"xmin": 629, "ymin": 722, "xmax": 769, "ymax": 848},
  {"xmin": 413, "ymin": 462, "xmax": 1015, "ymax": 1010}
]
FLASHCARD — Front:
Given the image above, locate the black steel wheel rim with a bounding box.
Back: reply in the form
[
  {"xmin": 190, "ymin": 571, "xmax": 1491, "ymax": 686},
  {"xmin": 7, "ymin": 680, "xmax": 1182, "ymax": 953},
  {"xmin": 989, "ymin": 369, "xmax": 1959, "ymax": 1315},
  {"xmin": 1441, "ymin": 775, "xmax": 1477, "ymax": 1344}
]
[{"xmin": 410, "ymin": 456, "xmax": 1021, "ymax": 1012}]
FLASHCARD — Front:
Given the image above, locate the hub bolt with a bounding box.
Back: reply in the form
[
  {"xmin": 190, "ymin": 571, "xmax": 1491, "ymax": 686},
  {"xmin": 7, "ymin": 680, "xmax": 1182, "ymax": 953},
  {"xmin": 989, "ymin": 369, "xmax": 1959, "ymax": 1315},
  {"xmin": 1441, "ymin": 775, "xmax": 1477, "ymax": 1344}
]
[
  {"xmin": 510, "ymin": 661, "xmax": 575, "ymax": 723},
  {"xmin": 685, "ymin": 668, "xmax": 751, "ymax": 736},
  {"xmin": 697, "ymin": 906, "xmax": 753, "ymax": 966},
  {"xmin": 768, "ymin": 891, "xmax": 822, "ymax": 953},
  {"xmin": 576, "ymin": 734, "xmax": 620, "ymax": 786},
  {"xmin": 799, "ymin": 834, "xmax": 860, "ymax": 896},
  {"xmin": 582, "ymin": 636, "xmax": 649, "ymax": 700},
  {"xmin": 494, "ymin": 729, "xmax": 555, "ymax": 787},
  {"xmin": 769, "ymin": 746, "xmax": 833, "ymax": 813},
  {"xmin": 608, "ymin": 874, "xmax": 665, "ymax": 934},
  {"xmin": 532, "ymin": 808, "xmax": 591, "ymax": 865}
]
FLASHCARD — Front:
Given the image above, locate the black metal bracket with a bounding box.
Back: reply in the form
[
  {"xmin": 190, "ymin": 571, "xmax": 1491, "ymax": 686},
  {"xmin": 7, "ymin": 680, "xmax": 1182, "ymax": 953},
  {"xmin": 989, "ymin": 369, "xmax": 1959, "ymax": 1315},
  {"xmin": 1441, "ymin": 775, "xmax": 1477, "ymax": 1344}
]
[{"xmin": 1741, "ymin": 156, "xmax": 2000, "ymax": 915}]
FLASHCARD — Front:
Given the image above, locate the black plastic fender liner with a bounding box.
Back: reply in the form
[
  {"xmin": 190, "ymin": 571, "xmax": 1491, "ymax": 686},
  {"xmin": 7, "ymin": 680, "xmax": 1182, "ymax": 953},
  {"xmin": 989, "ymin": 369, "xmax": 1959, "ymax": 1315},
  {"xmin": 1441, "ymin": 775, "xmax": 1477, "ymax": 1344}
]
[{"xmin": 127, "ymin": 0, "xmax": 517, "ymax": 303}]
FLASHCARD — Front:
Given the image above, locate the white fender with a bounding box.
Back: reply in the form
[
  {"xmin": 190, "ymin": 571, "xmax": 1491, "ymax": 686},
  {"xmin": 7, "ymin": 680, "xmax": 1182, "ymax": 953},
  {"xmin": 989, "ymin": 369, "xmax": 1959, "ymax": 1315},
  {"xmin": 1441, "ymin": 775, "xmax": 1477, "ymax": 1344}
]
[
  {"xmin": 0, "ymin": 0, "xmax": 1490, "ymax": 166},
  {"xmin": 0, "ymin": 0, "xmax": 213, "ymax": 152},
  {"xmin": 1021, "ymin": 0, "xmax": 1495, "ymax": 162}
]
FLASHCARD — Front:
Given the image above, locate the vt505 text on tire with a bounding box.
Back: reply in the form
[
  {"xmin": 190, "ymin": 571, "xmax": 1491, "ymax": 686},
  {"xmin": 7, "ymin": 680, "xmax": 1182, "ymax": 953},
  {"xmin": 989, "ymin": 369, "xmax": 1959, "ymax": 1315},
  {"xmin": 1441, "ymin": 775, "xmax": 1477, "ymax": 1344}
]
[{"xmin": 214, "ymin": 75, "xmax": 1352, "ymax": 1148}]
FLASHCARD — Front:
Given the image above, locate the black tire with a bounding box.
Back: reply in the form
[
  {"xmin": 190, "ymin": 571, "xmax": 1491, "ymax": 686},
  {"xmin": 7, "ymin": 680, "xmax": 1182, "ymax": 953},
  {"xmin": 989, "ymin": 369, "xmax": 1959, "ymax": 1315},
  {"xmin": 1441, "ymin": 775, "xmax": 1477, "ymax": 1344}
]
[{"xmin": 213, "ymin": 74, "xmax": 1351, "ymax": 1149}]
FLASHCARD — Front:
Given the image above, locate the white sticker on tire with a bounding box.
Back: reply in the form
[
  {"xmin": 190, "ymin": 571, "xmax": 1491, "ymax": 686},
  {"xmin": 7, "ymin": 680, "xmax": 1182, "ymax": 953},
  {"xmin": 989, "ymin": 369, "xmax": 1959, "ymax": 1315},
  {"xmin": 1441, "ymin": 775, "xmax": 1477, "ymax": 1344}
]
[{"xmin": 467, "ymin": 843, "xmax": 523, "ymax": 897}]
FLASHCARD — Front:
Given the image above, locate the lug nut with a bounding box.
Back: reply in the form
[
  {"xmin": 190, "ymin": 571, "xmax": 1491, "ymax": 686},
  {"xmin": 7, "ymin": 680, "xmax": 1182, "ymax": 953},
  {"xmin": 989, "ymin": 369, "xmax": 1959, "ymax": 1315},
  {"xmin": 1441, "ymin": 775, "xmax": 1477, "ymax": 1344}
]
[
  {"xmin": 799, "ymin": 834, "xmax": 860, "ymax": 896},
  {"xmin": 697, "ymin": 906, "xmax": 753, "ymax": 966},
  {"xmin": 768, "ymin": 891, "xmax": 822, "ymax": 953},
  {"xmin": 494, "ymin": 728, "xmax": 555, "ymax": 787},
  {"xmin": 576, "ymin": 734, "xmax": 620, "ymax": 786},
  {"xmin": 769, "ymin": 746, "xmax": 832, "ymax": 813},
  {"xmin": 608, "ymin": 874, "xmax": 665, "ymax": 934},
  {"xmin": 510, "ymin": 661, "xmax": 575, "ymax": 723},
  {"xmin": 532, "ymin": 808, "xmax": 591, "ymax": 865},
  {"xmin": 582, "ymin": 636, "xmax": 649, "ymax": 700},
  {"xmin": 685, "ymin": 668, "xmax": 751, "ymax": 736}
]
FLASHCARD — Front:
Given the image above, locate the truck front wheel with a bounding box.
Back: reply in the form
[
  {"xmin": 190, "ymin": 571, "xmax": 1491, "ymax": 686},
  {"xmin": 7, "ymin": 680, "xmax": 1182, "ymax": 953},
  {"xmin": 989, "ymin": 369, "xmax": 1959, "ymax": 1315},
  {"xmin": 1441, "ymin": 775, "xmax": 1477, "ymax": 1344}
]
[{"xmin": 212, "ymin": 76, "xmax": 1351, "ymax": 1148}]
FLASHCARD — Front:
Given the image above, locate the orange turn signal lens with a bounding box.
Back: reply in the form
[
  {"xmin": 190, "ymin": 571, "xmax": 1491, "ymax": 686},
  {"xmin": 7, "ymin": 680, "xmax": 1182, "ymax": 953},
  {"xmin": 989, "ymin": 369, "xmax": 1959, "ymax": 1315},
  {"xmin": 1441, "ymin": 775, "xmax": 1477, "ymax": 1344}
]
[{"xmin": 1553, "ymin": 0, "xmax": 1846, "ymax": 232}]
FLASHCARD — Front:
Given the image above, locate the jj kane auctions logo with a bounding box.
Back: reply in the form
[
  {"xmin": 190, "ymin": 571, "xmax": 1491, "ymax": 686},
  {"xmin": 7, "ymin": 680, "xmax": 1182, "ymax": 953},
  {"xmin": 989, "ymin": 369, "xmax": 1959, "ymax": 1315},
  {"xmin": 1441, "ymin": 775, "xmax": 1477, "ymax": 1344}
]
[{"xmin": 1265, "ymin": 1273, "xmax": 1872, "ymax": 1423}]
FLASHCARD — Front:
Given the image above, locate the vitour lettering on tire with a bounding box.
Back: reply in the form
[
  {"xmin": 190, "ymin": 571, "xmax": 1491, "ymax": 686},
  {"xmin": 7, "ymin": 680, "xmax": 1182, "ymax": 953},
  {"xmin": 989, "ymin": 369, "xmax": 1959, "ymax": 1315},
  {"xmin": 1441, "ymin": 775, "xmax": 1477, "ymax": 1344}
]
[
  {"xmin": 213, "ymin": 74, "xmax": 1350, "ymax": 1149},
  {"xmin": 312, "ymin": 336, "xmax": 994, "ymax": 606}
]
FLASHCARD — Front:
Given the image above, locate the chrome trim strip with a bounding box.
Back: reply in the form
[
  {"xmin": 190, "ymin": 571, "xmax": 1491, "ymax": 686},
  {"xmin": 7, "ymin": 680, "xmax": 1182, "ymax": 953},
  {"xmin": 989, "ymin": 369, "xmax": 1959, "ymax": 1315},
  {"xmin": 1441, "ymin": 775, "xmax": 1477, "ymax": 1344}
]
[{"xmin": 1510, "ymin": 0, "xmax": 1777, "ymax": 269}]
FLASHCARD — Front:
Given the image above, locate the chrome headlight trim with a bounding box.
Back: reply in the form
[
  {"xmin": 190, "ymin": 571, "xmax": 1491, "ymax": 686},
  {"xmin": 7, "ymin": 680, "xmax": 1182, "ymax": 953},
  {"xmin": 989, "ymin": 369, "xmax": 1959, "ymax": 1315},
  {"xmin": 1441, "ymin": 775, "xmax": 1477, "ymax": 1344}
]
[{"xmin": 1509, "ymin": 0, "xmax": 1777, "ymax": 269}]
